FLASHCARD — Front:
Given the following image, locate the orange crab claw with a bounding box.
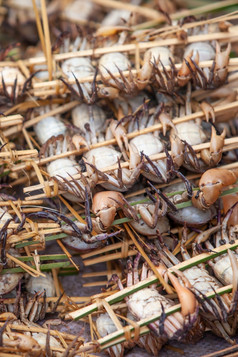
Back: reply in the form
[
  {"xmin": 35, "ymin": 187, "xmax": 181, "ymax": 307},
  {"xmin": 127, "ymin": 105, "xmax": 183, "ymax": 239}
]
[
  {"xmin": 159, "ymin": 112, "xmax": 177, "ymax": 136},
  {"xmin": 177, "ymin": 50, "xmax": 199, "ymax": 87},
  {"xmin": 109, "ymin": 120, "xmax": 129, "ymax": 161},
  {"xmin": 222, "ymin": 193, "xmax": 238, "ymax": 227},
  {"xmin": 192, "ymin": 168, "xmax": 238, "ymax": 209},
  {"xmin": 200, "ymin": 101, "xmax": 215, "ymax": 123},
  {"xmin": 72, "ymin": 134, "xmax": 90, "ymax": 151},
  {"xmin": 214, "ymin": 42, "xmax": 231, "ymax": 86},
  {"xmin": 200, "ymin": 126, "xmax": 226, "ymax": 166},
  {"xmin": 167, "ymin": 271, "xmax": 197, "ymax": 317},
  {"xmin": 170, "ymin": 135, "xmax": 184, "ymax": 169}
]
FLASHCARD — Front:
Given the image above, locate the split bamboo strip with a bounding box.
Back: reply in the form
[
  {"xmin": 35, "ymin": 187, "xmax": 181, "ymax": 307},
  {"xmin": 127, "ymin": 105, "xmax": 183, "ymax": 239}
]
[
  {"xmin": 201, "ymin": 344, "xmax": 238, "ymax": 357},
  {"xmin": 57, "ymin": 238, "xmax": 79, "ymax": 271},
  {"xmin": 0, "ymin": 114, "xmax": 23, "ymax": 128},
  {"xmin": 26, "ymin": 27, "xmax": 238, "ymax": 68},
  {"xmin": 0, "ymin": 149, "xmax": 38, "ymax": 158},
  {"xmin": 68, "ymin": 239, "xmax": 238, "ymax": 320}
]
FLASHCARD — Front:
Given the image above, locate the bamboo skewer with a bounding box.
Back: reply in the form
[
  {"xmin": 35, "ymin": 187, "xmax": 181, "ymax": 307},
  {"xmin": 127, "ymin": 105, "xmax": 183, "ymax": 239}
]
[
  {"xmin": 31, "ymin": 55, "xmax": 238, "ymax": 98},
  {"xmin": 25, "ymin": 26, "xmax": 238, "ymax": 68}
]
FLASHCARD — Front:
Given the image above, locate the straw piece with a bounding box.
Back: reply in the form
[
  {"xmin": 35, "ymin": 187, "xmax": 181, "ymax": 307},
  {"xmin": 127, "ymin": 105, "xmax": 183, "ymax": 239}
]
[
  {"xmin": 123, "ymin": 221, "xmax": 173, "ymax": 294},
  {"xmin": 40, "ymin": 0, "xmax": 53, "ymax": 80},
  {"xmin": 52, "ymin": 268, "xmax": 61, "ymax": 297},
  {"xmin": 59, "ymin": 195, "xmax": 98, "ymax": 236},
  {"xmin": 57, "ymin": 239, "xmax": 79, "ymax": 271},
  {"xmin": 6, "ymin": 253, "xmax": 45, "ymax": 277},
  {"xmin": 201, "ymin": 344, "xmax": 238, "ymax": 357},
  {"xmin": 83, "ymin": 250, "xmax": 137, "ymax": 266},
  {"xmin": 32, "ymin": 0, "xmax": 46, "ymax": 56},
  {"xmin": 22, "ymin": 127, "xmax": 35, "ymax": 150}
]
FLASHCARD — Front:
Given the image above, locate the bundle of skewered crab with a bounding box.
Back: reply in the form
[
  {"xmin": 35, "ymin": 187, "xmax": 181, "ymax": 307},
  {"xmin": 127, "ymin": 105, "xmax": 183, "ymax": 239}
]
[{"xmin": 1, "ymin": 0, "xmax": 238, "ymax": 356}]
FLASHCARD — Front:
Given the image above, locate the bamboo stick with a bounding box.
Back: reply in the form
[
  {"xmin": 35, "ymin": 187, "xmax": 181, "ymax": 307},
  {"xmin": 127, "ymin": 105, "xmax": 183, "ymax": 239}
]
[
  {"xmin": 0, "ymin": 114, "xmax": 23, "ymax": 128},
  {"xmin": 31, "ymin": 55, "xmax": 238, "ymax": 98},
  {"xmin": 26, "ymin": 29, "xmax": 238, "ymax": 67}
]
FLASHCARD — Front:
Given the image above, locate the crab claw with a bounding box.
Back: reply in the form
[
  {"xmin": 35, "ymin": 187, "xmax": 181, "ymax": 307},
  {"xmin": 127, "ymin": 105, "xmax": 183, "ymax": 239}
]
[
  {"xmin": 200, "ymin": 126, "xmax": 226, "ymax": 167},
  {"xmin": 92, "ymin": 191, "xmax": 138, "ymax": 229},
  {"xmin": 170, "ymin": 135, "xmax": 184, "ymax": 169},
  {"xmin": 214, "ymin": 42, "xmax": 231, "ymax": 86},
  {"xmin": 192, "ymin": 168, "xmax": 238, "ymax": 209},
  {"xmin": 159, "ymin": 112, "xmax": 177, "ymax": 136},
  {"xmin": 200, "ymin": 101, "xmax": 215, "ymax": 123},
  {"xmin": 167, "ymin": 271, "xmax": 197, "ymax": 317},
  {"xmin": 177, "ymin": 50, "xmax": 199, "ymax": 87},
  {"xmin": 97, "ymin": 86, "xmax": 120, "ymax": 99},
  {"xmin": 109, "ymin": 120, "xmax": 129, "ymax": 161},
  {"xmin": 137, "ymin": 51, "xmax": 153, "ymax": 89},
  {"xmin": 128, "ymin": 142, "xmax": 141, "ymax": 169},
  {"xmin": 72, "ymin": 134, "xmax": 90, "ymax": 151}
]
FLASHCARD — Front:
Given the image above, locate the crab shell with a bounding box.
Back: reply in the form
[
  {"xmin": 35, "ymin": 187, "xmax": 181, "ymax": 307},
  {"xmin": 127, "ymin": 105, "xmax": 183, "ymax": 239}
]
[
  {"xmin": 99, "ymin": 52, "xmax": 131, "ymax": 86},
  {"xmin": 84, "ymin": 146, "xmax": 126, "ymax": 190},
  {"xmin": 47, "ymin": 158, "xmax": 84, "ymax": 202},
  {"xmin": 130, "ymin": 133, "xmax": 167, "ymax": 182},
  {"xmin": 34, "ymin": 116, "xmax": 67, "ymax": 145},
  {"xmin": 96, "ymin": 313, "xmax": 124, "ymax": 357},
  {"xmin": 26, "ymin": 273, "xmax": 56, "ymax": 297},
  {"xmin": 172, "ymin": 121, "xmax": 207, "ymax": 146},
  {"xmin": 61, "ymin": 57, "xmax": 95, "ymax": 80},
  {"xmin": 144, "ymin": 46, "xmax": 173, "ymax": 66},
  {"xmin": 184, "ymin": 42, "xmax": 215, "ymax": 62},
  {"xmin": 72, "ymin": 103, "xmax": 106, "ymax": 134}
]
